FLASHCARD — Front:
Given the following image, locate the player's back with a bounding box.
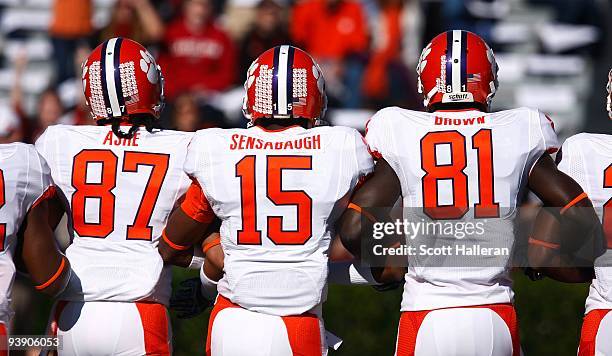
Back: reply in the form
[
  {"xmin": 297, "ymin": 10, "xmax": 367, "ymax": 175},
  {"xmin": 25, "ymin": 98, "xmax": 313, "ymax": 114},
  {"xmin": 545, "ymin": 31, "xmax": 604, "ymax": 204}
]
[
  {"xmin": 35, "ymin": 125, "xmax": 193, "ymax": 304},
  {"xmin": 365, "ymin": 106, "xmax": 558, "ymax": 310},
  {"xmin": 185, "ymin": 125, "xmax": 372, "ymax": 315},
  {"xmin": 557, "ymin": 133, "xmax": 612, "ymax": 312},
  {"xmin": 0, "ymin": 143, "xmax": 52, "ymax": 323}
]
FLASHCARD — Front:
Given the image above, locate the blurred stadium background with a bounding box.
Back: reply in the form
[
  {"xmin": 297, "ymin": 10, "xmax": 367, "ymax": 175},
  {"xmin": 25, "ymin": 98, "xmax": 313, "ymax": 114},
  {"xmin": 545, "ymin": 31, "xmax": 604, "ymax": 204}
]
[{"xmin": 2, "ymin": 0, "xmax": 610, "ymax": 355}]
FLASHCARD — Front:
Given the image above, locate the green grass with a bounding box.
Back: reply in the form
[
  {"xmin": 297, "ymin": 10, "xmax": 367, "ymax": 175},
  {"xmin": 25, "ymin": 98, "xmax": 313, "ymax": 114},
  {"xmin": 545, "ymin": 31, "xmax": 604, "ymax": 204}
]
[{"xmin": 21, "ymin": 268, "xmax": 590, "ymax": 355}]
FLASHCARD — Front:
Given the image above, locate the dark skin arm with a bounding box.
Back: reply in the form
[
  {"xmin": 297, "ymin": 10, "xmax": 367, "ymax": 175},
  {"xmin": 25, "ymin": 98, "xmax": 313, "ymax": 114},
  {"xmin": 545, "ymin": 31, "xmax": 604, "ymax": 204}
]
[
  {"xmin": 47, "ymin": 194, "xmax": 66, "ymax": 230},
  {"xmin": 158, "ymin": 208, "xmax": 213, "ymax": 267},
  {"xmin": 527, "ymin": 153, "xmax": 603, "ymax": 282},
  {"xmin": 338, "ymin": 158, "xmax": 406, "ymax": 283},
  {"xmin": 527, "ymin": 206, "xmax": 595, "ymax": 282},
  {"xmin": 203, "ymin": 241, "xmax": 224, "ymax": 282},
  {"xmin": 20, "ymin": 198, "xmax": 70, "ymax": 296}
]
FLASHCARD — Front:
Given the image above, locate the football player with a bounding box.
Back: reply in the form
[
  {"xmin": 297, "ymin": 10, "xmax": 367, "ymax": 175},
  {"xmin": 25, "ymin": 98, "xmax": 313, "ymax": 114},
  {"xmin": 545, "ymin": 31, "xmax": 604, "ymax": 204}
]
[
  {"xmin": 159, "ymin": 45, "xmax": 374, "ymax": 356},
  {"xmin": 339, "ymin": 30, "xmax": 600, "ymax": 356},
  {"xmin": 35, "ymin": 38, "xmax": 196, "ymax": 356},
  {"xmin": 0, "ymin": 143, "xmax": 70, "ymax": 356},
  {"xmin": 553, "ymin": 69, "xmax": 612, "ymax": 356}
]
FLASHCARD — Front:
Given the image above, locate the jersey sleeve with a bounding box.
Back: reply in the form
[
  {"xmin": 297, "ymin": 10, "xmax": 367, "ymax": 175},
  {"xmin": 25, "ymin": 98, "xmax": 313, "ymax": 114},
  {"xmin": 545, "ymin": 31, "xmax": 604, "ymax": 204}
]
[
  {"xmin": 180, "ymin": 180, "xmax": 215, "ymax": 223},
  {"xmin": 527, "ymin": 109, "xmax": 560, "ymax": 176},
  {"xmin": 24, "ymin": 146, "xmax": 55, "ymax": 212},
  {"xmin": 183, "ymin": 130, "xmax": 219, "ymax": 181},
  {"xmin": 351, "ymin": 129, "xmax": 374, "ymax": 178},
  {"xmin": 556, "ymin": 135, "xmax": 588, "ymax": 189},
  {"xmin": 181, "ymin": 131, "xmax": 216, "ymax": 223},
  {"xmin": 34, "ymin": 126, "xmax": 55, "ymax": 167},
  {"xmin": 364, "ymin": 110, "xmax": 388, "ymax": 160},
  {"xmin": 536, "ymin": 110, "xmax": 559, "ymax": 154},
  {"xmin": 183, "ymin": 132, "xmax": 204, "ymax": 179},
  {"xmin": 364, "ymin": 108, "xmax": 402, "ymax": 166}
]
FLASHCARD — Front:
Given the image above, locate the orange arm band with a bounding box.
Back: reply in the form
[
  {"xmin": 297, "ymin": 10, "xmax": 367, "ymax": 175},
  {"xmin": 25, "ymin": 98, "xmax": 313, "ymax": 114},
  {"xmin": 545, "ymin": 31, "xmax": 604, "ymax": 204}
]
[
  {"xmin": 203, "ymin": 237, "xmax": 221, "ymax": 255},
  {"xmin": 162, "ymin": 230, "xmax": 191, "ymax": 251},
  {"xmin": 35, "ymin": 257, "xmax": 66, "ymax": 291},
  {"xmin": 560, "ymin": 192, "xmax": 588, "ymax": 215},
  {"xmin": 347, "ymin": 203, "xmax": 378, "ymax": 223},
  {"xmin": 528, "ymin": 237, "xmax": 560, "ymax": 250}
]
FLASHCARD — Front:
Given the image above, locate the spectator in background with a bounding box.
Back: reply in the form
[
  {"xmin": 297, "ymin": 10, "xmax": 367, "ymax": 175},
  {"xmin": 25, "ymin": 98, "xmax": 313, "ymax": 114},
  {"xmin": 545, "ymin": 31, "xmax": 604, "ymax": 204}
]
[
  {"xmin": 30, "ymin": 89, "xmax": 66, "ymax": 142},
  {"xmin": 60, "ymin": 45, "xmax": 94, "ymax": 126},
  {"xmin": 171, "ymin": 93, "xmax": 202, "ymax": 131},
  {"xmin": 237, "ymin": 0, "xmax": 290, "ymax": 81},
  {"xmin": 97, "ymin": 0, "xmax": 165, "ymax": 45},
  {"xmin": 0, "ymin": 104, "xmax": 23, "ymax": 144},
  {"xmin": 362, "ymin": 0, "xmax": 420, "ymax": 109},
  {"xmin": 158, "ymin": 0, "xmax": 237, "ymax": 101},
  {"xmin": 170, "ymin": 92, "xmax": 225, "ymax": 131},
  {"xmin": 291, "ymin": 0, "xmax": 368, "ymax": 108},
  {"xmin": 49, "ymin": 0, "xmax": 92, "ymax": 83}
]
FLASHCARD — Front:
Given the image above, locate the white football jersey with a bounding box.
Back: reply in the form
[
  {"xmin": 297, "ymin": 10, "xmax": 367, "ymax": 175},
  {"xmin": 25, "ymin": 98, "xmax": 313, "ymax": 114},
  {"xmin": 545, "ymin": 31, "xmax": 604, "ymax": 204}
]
[
  {"xmin": 35, "ymin": 125, "xmax": 192, "ymax": 305},
  {"xmin": 0, "ymin": 143, "xmax": 53, "ymax": 324},
  {"xmin": 557, "ymin": 133, "xmax": 612, "ymax": 313},
  {"xmin": 366, "ymin": 106, "xmax": 558, "ymax": 311},
  {"xmin": 184, "ymin": 125, "xmax": 373, "ymax": 316}
]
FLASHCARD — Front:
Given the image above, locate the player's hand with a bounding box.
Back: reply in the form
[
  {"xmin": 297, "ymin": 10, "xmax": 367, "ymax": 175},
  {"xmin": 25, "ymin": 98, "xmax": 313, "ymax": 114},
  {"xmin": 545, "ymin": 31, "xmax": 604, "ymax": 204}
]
[
  {"xmin": 372, "ymin": 280, "xmax": 403, "ymax": 292},
  {"xmin": 169, "ymin": 278, "xmax": 213, "ymax": 319},
  {"xmin": 524, "ymin": 267, "xmax": 544, "ymax": 281}
]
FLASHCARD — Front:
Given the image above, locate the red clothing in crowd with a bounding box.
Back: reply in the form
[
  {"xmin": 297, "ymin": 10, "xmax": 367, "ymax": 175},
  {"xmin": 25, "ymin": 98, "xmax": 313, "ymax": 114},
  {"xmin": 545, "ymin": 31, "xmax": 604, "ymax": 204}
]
[
  {"xmin": 158, "ymin": 19, "xmax": 236, "ymax": 100},
  {"xmin": 291, "ymin": 0, "xmax": 368, "ymax": 60}
]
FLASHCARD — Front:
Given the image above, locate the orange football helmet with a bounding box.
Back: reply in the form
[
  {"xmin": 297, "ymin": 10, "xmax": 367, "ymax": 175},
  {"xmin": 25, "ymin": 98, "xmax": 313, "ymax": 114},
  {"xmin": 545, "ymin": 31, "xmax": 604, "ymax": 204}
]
[
  {"xmin": 243, "ymin": 45, "xmax": 327, "ymax": 125},
  {"xmin": 82, "ymin": 37, "xmax": 164, "ymax": 121},
  {"xmin": 417, "ymin": 30, "xmax": 498, "ymax": 111}
]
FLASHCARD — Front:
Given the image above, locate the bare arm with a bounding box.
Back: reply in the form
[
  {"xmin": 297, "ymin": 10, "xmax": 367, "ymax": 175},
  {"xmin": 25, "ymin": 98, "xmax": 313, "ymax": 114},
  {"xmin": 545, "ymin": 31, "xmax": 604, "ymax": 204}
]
[
  {"xmin": 203, "ymin": 240, "xmax": 224, "ymax": 282},
  {"xmin": 528, "ymin": 206, "xmax": 595, "ymax": 282},
  {"xmin": 338, "ymin": 158, "xmax": 401, "ymax": 256},
  {"xmin": 159, "ymin": 179, "xmax": 218, "ymax": 267},
  {"xmin": 130, "ymin": 0, "xmax": 165, "ymax": 43},
  {"xmin": 47, "ymin": 194, "xmax": 65, "ymax": 230},
  {"xmin": 159, "ymin": 208, "xmax": 213, "ymax": 267},
  {"xmin": 337, "ymin": 158, "xmax": 406, "ymax": 283},
  {"xmin": 527, "ymin": 153, "xmax": 603, "ymax": 281},
  {"xmin": 21, "ymin": 199, "xmax": 70, "ymax": 296}
]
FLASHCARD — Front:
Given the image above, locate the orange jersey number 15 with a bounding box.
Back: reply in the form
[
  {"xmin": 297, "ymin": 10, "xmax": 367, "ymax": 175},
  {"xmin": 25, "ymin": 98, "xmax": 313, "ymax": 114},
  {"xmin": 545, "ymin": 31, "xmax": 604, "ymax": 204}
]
[{"xmin": 236, "ymin": 155, "xmax": 313, "ymax": 246}]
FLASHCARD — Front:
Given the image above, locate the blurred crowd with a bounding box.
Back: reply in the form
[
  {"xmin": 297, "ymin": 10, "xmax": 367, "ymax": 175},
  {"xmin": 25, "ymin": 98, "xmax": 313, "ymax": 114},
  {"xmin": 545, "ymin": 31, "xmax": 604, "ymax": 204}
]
[{"xmin": 0, "ymin": 0, "xmax": 609, "ymax": 145}]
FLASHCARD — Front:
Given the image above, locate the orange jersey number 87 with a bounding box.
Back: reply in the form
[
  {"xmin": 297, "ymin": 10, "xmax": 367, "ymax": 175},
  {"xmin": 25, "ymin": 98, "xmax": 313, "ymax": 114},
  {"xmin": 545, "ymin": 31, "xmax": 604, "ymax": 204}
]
[{"xmin": 71, "ymin": 149, "xmax": 169, "ymax": 240}]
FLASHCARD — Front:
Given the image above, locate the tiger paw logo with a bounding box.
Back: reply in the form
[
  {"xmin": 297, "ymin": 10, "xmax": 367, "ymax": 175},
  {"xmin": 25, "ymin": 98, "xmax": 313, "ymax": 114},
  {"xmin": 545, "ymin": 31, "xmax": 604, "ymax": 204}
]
[
  {"xmin": 312, "ymin": 64, "xmax": 325, "ymax": 95},
  {"xmin": 139, "ymin": 50, "xmax": 159, "ymax": 84},
  {"xmin": 245, "ymin": 61, "xmax": 259, "ymax": 89}
]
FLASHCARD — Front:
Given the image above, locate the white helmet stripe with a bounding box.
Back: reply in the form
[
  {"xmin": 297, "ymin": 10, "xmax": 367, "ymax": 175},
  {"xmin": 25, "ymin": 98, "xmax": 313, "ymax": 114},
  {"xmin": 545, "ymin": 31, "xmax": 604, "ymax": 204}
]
[
  {"xmin": 104, "ymin": 37, "xmax": 122, "ymax": 117},
  {"xmin": 277, "ymin": 45, "xmax": 290, "ymax": 116},
  {"xmin": 451, "ymin": 30, "xmax": 462, "ymax": 92}
]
